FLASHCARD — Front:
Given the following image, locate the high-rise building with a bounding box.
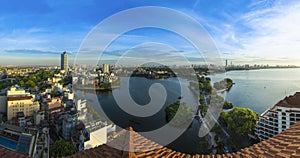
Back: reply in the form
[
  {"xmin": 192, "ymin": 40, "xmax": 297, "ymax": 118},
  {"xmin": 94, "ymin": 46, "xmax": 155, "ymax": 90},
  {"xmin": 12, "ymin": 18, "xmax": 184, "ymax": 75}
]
[
  {"xmin": 103, "ymin": 64, "xmax": 109, "ymax": 74},
  {"xmin": 255, "ymin": 92, "xmax": 300, "ymax": 141},
  {"xmin": 61, "ymin": 51, "xmax": 68, "ymax": 71}
]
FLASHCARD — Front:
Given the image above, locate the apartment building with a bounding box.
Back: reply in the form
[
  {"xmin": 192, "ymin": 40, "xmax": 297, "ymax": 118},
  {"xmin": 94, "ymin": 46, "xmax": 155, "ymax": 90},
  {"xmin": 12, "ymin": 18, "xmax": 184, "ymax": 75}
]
[
  {"xmin": 7, "ymin": 86, "xmax": 40, "ymax": 120},
  {"xmin": 255, "ymin": 92, "xmax": 300, "ymax": 140}
]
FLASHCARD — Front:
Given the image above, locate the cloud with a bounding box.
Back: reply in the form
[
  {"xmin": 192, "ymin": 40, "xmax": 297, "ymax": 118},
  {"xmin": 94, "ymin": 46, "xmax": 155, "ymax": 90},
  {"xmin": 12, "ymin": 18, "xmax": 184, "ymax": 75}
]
[
  {"xmin": 202, "ymin": 0, "xmax": 300, "ymax": 65},
  {"xmin": 4, "ymin": 49, "xmax": 61, "ymax": 55}
]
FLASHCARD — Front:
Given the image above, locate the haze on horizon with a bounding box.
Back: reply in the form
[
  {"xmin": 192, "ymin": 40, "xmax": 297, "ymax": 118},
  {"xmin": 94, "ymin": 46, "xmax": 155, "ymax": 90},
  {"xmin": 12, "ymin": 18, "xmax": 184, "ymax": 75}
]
[{"xmin": 1, "ymin": 0, "xmax": 300, "ymax": 66}]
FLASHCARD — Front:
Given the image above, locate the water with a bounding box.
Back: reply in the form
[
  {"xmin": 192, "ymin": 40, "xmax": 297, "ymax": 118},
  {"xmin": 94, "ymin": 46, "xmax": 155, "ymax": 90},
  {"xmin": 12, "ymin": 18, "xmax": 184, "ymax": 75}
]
[
  {"xmin": 77, "ymin": 77, "xmax": 204, "ymax": 154},
  {"xmin": 77, "ymin": 68, "xmax": 300, "ymax": 154},
  {"xmin": 0, "ymin": 135, "xmax": 17, "ymax": 151},
  {"xmin": 210, "ymin": 68, "xmax": 300, "ymax": 114}
]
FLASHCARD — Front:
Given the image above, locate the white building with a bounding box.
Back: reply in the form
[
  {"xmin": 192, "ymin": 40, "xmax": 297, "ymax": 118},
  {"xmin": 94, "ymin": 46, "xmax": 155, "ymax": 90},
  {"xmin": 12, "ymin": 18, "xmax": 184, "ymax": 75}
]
[
  {"xmin": 79, "ymin": 78, "xmax": 85, "ymax": 85},
  {"xmin": 76, "ymin": 99, "xmax": 88, "ymax": 121},
  {"xmin": 7, "ymin": 86, "xmax": 40, "ymax": 120},
  {"xmin": 67, "ymin": 92, "xmax": 74, "ymax": 100},
  {"xmin": 255, "ymin": 92, "xmax": 300, "ymax": 141},
  {"xmin": 75, "ymin": 99, "xmax": 87, "ymax": 112},
  {"xmin": 73, "ymin": 76, "xmax": 78, "ymax": 84},
  {"xmin": 84, "ymin": 122, "xmax": 116, "ymax": 150}
]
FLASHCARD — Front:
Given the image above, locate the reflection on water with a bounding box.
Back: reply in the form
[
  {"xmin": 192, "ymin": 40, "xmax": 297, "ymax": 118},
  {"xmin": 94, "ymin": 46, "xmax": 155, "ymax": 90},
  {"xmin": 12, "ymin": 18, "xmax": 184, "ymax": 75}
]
[
  {"xmin": 76, "ymin": 77, "xmax": 203, "ymax": 154},
  {"xmin": 75, "ymin": 68, "xmax": 300, "ymax": 153}
]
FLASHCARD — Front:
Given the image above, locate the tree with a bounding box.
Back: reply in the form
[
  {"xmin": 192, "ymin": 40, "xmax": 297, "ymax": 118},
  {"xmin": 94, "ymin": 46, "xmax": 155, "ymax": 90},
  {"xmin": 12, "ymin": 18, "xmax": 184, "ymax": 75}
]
[
  {"xmin": 225, "ymin": 78, "xmax": 233, "ymax": 90},
  {"xmin": 165, "ymin": 101, "xmax": 193, "ymax": 128},
  {"xmin": 199, "ymin": 93, "xmax": 205, "ymax": 105},
  {"xmin": 223, "ymin": 101, "xmax": 233, "ymax": 109},
  {"xmin": 50, "ymin": 139, "xmax": 77, "ymax": 158},
  {"xmin": 219, "ymin": 111, "xmax": 228, "ymax": 126},
  {"xmin": 225, "ymin": 108, "xmax": 258, "ymax": 136},
  {"xmin": 199, "ymin": 103, "xmax": 207, "ymax": 117},
  {"xmin": 213, "ymin": 78, "xmax": 234, "ymax": 91},
  {"xmin": 19, "ymin": 80, "xmax": 25, "ymax": 87},
  {"xmin": 197, "ymin": 139, "xmax": 212, "ymax": 154},
  {"xmin": 25, "ymin": 80, "xmax": 36, "ymax": 88}
]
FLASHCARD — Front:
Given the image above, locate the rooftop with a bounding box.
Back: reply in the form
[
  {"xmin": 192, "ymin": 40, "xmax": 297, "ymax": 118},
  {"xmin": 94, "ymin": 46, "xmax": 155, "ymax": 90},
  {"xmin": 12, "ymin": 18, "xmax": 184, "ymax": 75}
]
[
  {"xmin": 1, "ymin": 122, "xmax": 300, "ymax": 157},
  {"xmin": 7, "ymin": 96, "xmax": 33, "ymax": 101},
  {"xmin": 0, "ymin": 124, "xmax": 37, "ymax": 157},
  {"xmin": 276, "ymin": 92, "xmax": 300, "ymax": 108},
  {"xmin": 68, "ymin": 122, "xmax": 300, "ymax": 158}
]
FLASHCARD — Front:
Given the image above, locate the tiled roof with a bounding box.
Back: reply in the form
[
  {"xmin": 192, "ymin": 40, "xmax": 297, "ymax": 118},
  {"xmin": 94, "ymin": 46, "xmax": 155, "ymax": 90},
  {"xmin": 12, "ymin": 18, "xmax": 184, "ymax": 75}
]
[
  {"xmin": 0, "ymin": 146, "xmax": 28, "ymax": 158},
  {"xmin": 2, "ymin": 122, "xmax": 300, "ymax": 158},
  {"xmin": 7, "ymin": 96, "xmax": 33, "ymax": 101},
  {"xmin": 68, "ymin": 122, "xmax": 300, "ymax": 158},
  {"xmin": 277, "ymin": 92, "xmax": 300, "ymax": 108}
]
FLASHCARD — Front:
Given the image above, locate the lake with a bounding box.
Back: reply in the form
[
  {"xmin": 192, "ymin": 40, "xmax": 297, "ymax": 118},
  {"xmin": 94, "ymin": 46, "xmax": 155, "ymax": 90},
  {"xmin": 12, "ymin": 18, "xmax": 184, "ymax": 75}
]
[
  {"xmin": 76, "ymin": 68, "xmax": 300, "ymax": 154},
  {"xmin": 210, "ymin": 68, "xmax": 300, "ymax": 114}
]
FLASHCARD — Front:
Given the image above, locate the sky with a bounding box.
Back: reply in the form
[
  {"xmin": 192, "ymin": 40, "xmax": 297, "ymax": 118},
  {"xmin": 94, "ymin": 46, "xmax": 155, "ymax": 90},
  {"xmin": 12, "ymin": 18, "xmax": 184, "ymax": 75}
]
[{"xmin": 0, "ymin": 0, "xmax": 300, "ymax": 66}]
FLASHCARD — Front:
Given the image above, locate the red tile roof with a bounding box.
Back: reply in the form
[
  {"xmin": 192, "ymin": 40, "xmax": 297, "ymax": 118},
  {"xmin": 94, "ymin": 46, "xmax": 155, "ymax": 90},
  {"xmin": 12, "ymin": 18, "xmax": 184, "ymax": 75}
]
[
  {"xmin": 49, "ymin": 106, "xmax": 62, "ymax": 112},
  {"xmin": 2, "ymin": 120, "xmax": 300, "ymax": 158},
  {"xmin": 276, "ymin": 92, "xmax": 300, "ymax": 108},
  {"xmin": 0, "ymin": 146, "xmax": 28, "ymax": 158},
  {"xmin": 7, "ymin": 96, "xmax": 33, "ymax": 101},
  {"xmin": 68, "ymin": 122, "xmax": 300, "ymax": 158}
]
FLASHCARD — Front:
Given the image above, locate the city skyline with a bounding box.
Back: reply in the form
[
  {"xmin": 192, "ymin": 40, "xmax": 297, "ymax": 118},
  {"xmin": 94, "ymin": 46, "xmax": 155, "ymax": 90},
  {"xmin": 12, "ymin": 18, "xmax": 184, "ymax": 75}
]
[{"xmin": 1, "ymin": 0, "xmax": 300, "ymax": 66}]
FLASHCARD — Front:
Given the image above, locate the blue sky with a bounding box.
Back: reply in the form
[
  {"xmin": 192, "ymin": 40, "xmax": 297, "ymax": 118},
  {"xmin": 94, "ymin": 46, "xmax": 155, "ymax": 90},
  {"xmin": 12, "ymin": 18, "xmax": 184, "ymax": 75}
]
[{"xmin": 1, "ymin": 0, "xmax": 300, "ymax": 66}]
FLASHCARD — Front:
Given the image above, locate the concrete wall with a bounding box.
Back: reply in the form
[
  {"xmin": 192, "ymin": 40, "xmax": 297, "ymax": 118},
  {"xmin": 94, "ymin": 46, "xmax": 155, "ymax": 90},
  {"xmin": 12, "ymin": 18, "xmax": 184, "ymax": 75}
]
[{"xmin": 0, "ymin": 96, "xmax": 7, "ymax": 113}]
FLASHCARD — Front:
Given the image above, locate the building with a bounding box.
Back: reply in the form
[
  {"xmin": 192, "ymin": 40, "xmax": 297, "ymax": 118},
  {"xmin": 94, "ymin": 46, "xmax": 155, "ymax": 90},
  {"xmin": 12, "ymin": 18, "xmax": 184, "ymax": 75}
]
[
  {"xmin": 0, "ymin": 123, "xmax": 38, "ymax": 157},
  {"xmin": 84, "ymin": 121, "xmax": 116, "ymax": 150},
  {"xmin": 255, "ymin": 92, "xmax": 300, "ymax": 141},
  {"xmin": 62, "ymin": 111, "xmax": 80, "ymax": 140},
  {"xmin": 34, "ymin": 110, "xmax": 45, "ymax": 125},
  {"xmin": 75, "ymin": 99, "xmax": 87, "ymax": 112},
  {"xmin": 61, "ymin": 51, "xmax": 68, "ymax": 72},
  {"xmin": 103, "ymin": 64, "xmax": 109, "ymax": 74},
  {"xmin": 48, "ymin": 97, "xmax": 62, "ymax": 114},
  {"xmin": 7, "ymin": 86, "xmax": 40, "ymax": 120},
  {"xmin": 75, "ymin": 99, "xmax": 88, "ymax": 121},
  {"xmin": 70, "ymin": 122, "xmax": 300, "ymax": 158},
  {"xmin": 0, "ymin": 96, "xmax": 7, "ymax": 113},
  {"xmin": 2, "ymin": 119, "xmax": 300, "ymax": 157}
]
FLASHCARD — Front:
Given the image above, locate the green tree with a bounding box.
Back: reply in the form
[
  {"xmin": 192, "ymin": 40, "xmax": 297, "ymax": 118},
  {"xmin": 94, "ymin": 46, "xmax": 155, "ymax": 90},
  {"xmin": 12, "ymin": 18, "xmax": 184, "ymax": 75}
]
[
  {"xmin": 219, "ymin": 111, "xmax": 228, "ymax": 126},
  {"xmin": 197, "ymin": 139, "xmax": 212, "ymax": 154},
  {"xmin": 50, "ymin": 139, "xmax": 77, "ymax": 158},
  {"xmin": 199, "ymin": 103, "xmax": 207, "ymax": 117},
  {"xmin": 25, "ymin": 80, "xmax": 36, "ymax": 88},
  {"xmin": 198, "ymin": 82, "xmax": 204, "ymax": 90},
  {"xmin": 19, "ymin": 80, "xmax": 25, "ymax": 87},
  {"xmin": 223, "ymin": 101, "xmax": 233, "ymax": 109},
  {"xmin": 165, "ymin": 101, "xmax": 193, "ymax": 128},
  {"xmin": 225, "ymin": 108, "xmax": 258, "ymax": 136},
  {"xmin": 199, "ymin": 93, "xmax": 205, "ymax": 105},
  {"xmin": 225, "ymin": 78, "xmax": 233, "ymax": 90}
]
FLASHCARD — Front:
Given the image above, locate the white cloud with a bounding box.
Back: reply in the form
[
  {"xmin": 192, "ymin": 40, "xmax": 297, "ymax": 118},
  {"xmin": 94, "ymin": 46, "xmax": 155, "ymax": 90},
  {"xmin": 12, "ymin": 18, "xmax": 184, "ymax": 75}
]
[{"xmin": 214, "ymin": 0, "xmax": 300, "ymax": 65}]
